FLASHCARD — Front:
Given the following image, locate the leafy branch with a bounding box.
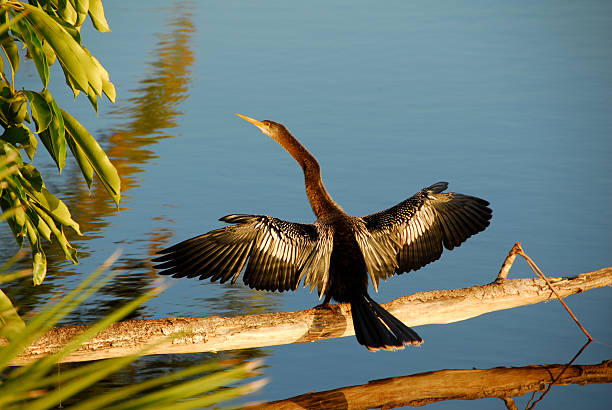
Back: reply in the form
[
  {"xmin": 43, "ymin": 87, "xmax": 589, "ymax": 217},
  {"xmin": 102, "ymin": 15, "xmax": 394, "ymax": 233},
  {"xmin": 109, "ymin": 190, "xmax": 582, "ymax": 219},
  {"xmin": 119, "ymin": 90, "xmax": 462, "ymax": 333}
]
[{"xmin": 0, "ymin": 0, "xmax": 120, "ymax": 285}]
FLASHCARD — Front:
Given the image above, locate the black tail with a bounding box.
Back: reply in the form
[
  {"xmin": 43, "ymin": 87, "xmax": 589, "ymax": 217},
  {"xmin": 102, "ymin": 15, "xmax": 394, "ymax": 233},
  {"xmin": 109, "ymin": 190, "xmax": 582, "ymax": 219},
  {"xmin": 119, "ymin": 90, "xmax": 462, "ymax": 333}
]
[{"xmin": 350, "ymin": 293, "xmax": 422, "ymax": 351}]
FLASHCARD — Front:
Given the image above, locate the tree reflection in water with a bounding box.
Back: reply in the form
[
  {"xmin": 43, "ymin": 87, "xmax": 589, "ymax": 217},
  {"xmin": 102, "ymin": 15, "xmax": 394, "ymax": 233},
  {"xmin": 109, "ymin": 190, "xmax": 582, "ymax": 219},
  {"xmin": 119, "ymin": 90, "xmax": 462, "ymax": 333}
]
[{"xmin": 251, "ymin": 343, "xmax": 609, "ymax": 409}]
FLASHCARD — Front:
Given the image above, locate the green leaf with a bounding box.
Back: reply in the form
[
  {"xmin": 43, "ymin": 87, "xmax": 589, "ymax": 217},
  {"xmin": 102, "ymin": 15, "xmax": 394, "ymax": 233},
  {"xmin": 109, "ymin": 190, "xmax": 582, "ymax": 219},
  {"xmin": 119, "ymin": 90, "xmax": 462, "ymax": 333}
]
[
  {"xmin": 0, "ymin": 195, "xmax": 25, "ymax": 248},
  {"xmin": 0, "ymin": 288, "xmax": 26, "ymax": 342},
  {"xmin": 18, "ymin": 4, "xmax": 115, "ymax": 108},
  {"xmin": 0, "ymin": 142, "xmax": 24, "ymax": 167},
  {"xmin": 24, "ymin": 123, "xmax": 38, "ymax": 160},
  {"xmin": 24, "ymin": 185, "xmax": 82, "ymax": 235},
  {"xmin": 24, "ymin": 90, "xmax": 53, "ymax": 134},
  {"xmin": 34, "ymin": 206, "xmax": 78, "ymax": 264},
  {"xmin": 74, "ymin": 0, "xmax": 90, "ymax": 17},
  {"xmin": 1, "ymin": 190, "xmax": 26, "ymax": 238},
  {"xmin": 10, "ymin": 193, "xmax": 25, "ymax": 228},
  {"xmin": 92, "ymin": 54, "xmax": 115, "ymax": 103},
  {"xmin": 22, "ymin": 4, "xmax": 99, "ymax": 95},
  {"xmin": 116, "ymin": 361, "xmax": 261, "ymax": 409},
  {"xmin": 71, "ymin": 41, "xmax": 103, "ymax": 99},
  {"xmin": 1, "ymin": 125, "xmax": 30, "ymax": 146},
  {"xmin": 88, "ymin": 0, "xmax": 111, "ymax": 32},
  {"xmin": 4, "ymin": 174, "xmax": 26, "ymax": 202},
  {"xmin": 31, "ymin": 246, "xmax": 46, "ymax": 285},
  {"xmin": 86, "ymin": 85, "xmax": 98, "ymax": 112},
  {"xmin": 37, "ymin": 128, "xmax": 56, "ymax": 165},
  {"xmin": 70, "ymin": 361, "xmax": 229, "ymax": 409},
  {"xmin": 0, "ymin": 34, "xmax": 19, "ymax": 76},
  {"xmin": 58, "ymin": 59, "xmax": 81, "ymax": 98},
  {"xmin": 58, "ymin": 0, "xmax": 78, "ymax": 26},
  {"xmin": 2, "ymin": 92, "xmax": 28, "ymax": 125},
  {"xmin": 58, "ymin": 0, "xmax": 69, "ymax": 15},
  {"xmin": 66, "ymin": 131, "xmax": 94, "ymax": 188},
  {"xmin": 61, "ymin": 109, "xmax": 120, "ymax": 205},
  {"xmin": 26, "ymin": 206, "xmax": 52, "ymax": 241},
  {"xmin": 40, "ymin": 90, "xmax": 66, "ymax": 172},
  {"xmin": 13, "ymin": 17, "xmax": 49, "ymax": 88},
  {"xmin": 42, "ymin": 40, "xmax": 56, "ymax": 66},
  {"xmin": 0, "ymin": 147, "xmax": 25, "ymax": 190},
  {"xmin": 102, "ymin": 80, "xmax": 116, "ymax": 103},
  {"xmin": 49, "ymin": 14, "xmax": 82, "ymax": 44},
  {"xmin": 87, "ymin": 65, "xmax": 102, "ymax": 97},
  {"xmin": 19, "ymin": 163, "xmax": 44, "ymax": 192},
  {"xmin": 30, "ymin": 354, "xmax": 139, "ymax": 409},
  {"xmin": 24, "ymin": 217, "xmax": 47, "ymax": 285},
  {"xmin": 74, "ymin": 0, "xmax": 89, "ymax": 27}
]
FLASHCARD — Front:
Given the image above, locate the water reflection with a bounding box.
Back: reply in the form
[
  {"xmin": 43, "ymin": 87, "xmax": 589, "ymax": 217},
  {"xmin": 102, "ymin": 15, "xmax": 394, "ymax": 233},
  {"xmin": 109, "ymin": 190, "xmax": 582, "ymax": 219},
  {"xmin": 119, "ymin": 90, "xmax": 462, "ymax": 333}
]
[
  {"xmin": 252, "ymin": 356, "xmax": 611, "ymax": 409},
  {"xmin": 72, "ymin": 12, "xmax": 196, "ymax": 249},
  {"xmin": 75, "ymin": 11, "xmax": 197, "ymax": 322},
  {"xmin": 199, "ymin": 285, "xmax": 283, "ymax": 317}
]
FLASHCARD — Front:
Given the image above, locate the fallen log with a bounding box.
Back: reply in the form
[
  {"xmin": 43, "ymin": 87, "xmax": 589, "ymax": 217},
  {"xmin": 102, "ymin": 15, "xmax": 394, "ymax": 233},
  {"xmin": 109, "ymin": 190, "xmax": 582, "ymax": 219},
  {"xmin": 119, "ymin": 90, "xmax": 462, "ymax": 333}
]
[
  {"xmin": 7, "ymin": 266, "xmax": 612, "ymax": 365},
  {"xmin": 247, "ymin": 359, "xmax": 612, "ymax": 409}
]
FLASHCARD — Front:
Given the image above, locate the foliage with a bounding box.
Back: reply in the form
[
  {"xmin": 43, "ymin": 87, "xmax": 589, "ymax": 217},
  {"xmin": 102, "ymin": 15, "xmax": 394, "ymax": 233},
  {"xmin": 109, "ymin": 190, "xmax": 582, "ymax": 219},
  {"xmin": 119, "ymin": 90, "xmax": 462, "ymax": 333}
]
[
  {"xmin": 0, "ymin": 1, "xmax": 121, "ymax": 285},
  {"xmin": 0, "ymin": 254, "xmax": 265, "ymax": 409}
]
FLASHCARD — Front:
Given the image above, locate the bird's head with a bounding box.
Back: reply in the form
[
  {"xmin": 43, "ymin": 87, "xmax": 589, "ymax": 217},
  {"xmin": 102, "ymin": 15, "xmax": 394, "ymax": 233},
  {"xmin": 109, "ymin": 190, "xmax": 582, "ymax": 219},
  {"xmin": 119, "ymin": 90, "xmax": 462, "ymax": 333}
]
[
  {"xmin": 234, "ymin": 113, "xmax": 314, "ymax": 170},
  {"xmin": 235, "ymin": 113, "xmax": 285, "ymax": 139}
]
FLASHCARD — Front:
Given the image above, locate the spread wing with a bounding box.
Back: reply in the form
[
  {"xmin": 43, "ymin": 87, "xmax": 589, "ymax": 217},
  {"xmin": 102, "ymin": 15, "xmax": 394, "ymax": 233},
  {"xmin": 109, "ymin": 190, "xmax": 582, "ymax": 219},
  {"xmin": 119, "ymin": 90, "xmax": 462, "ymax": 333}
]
[
  {"xmin": 358, "ymin": 182, "xmax": 492, "ymax": 290},
  {"xmin": 153, "ymin": 214, "xmax": 333, "ymax": 297}
]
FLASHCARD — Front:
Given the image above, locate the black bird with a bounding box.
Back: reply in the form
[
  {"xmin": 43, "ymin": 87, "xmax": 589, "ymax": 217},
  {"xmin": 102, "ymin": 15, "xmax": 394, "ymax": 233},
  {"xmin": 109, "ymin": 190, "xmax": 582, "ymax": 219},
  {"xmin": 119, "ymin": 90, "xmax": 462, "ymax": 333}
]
[{"xmin": 153, "ymin": 114, "xmax": 492, "ymax": 351}]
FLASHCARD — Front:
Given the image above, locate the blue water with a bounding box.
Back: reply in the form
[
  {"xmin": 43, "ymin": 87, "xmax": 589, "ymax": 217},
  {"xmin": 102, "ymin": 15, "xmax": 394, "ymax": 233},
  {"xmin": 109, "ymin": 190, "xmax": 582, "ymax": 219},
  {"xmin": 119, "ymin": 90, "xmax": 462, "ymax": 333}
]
[{"xmin": 2, "ymin": 1, "xmax": 611, "ymax": 408}]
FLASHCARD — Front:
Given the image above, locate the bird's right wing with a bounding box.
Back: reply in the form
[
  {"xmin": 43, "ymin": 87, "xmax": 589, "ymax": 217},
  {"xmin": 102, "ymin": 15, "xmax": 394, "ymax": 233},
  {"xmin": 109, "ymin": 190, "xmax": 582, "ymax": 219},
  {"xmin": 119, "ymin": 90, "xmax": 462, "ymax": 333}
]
[
  {"xmin": 153, "ymin": 214, "xmax": 333, "ymax": 297},
  {"xmin": 359, "ymin": 182, "xmax": 492, "ymax": 290}
]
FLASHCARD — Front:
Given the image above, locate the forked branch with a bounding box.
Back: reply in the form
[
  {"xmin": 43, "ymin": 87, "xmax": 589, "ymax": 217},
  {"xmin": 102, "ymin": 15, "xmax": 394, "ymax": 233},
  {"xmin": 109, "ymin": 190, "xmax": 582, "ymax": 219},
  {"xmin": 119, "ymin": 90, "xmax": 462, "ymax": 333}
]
[{"xmin": 498, "ymin": 242, "xmax": 593, "ymax": 341}]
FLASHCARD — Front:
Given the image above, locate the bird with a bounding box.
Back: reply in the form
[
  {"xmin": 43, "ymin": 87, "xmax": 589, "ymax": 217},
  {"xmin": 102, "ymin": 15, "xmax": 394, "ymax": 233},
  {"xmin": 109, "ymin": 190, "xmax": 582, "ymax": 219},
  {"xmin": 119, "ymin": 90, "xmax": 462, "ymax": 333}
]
[{"xmin": 153, "ymin": 113, "xmax": 492, "ymax": 351}]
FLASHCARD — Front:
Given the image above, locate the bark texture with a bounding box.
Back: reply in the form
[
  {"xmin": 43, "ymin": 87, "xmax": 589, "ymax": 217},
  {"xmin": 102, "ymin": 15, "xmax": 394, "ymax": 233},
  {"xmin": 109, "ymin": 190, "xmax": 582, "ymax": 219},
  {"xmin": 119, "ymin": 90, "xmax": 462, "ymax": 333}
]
[{"xmin": 7, "ymin": 267, "xmax": 611, "ymax": 365}]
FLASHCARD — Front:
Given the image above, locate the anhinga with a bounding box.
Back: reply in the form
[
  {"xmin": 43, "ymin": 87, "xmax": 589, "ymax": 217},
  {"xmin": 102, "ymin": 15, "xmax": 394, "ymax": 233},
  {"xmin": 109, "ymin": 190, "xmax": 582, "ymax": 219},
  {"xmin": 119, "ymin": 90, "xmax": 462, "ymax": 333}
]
[{"xmin": 154, "ymin": 114, "xmax": 492, "ymax": 351}]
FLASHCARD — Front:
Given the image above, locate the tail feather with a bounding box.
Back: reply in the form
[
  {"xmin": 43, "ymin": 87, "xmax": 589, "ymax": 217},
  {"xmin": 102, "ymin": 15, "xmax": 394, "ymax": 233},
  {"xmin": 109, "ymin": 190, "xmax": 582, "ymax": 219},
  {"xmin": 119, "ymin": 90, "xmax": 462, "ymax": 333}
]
[
  {"xmin": 364, "ymin": 294, "xmax": 422, "ymax": 343},
  {"xmin": 351, "ymin": 297, "xmax": 398, "ymax": 349},
  {"xmin": 351, "ymin": 294, "xmax": 422, "ymax": 351}
]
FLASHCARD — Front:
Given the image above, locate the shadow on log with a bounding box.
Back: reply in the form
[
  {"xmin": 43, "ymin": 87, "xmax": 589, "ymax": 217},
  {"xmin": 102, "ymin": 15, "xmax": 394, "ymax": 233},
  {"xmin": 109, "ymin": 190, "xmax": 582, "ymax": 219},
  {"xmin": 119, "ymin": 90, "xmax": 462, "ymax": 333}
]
[
  {"xmin": 5, "ymin": 266, "xmax": 612, "ymax": 365},
  {"xmin": 246, "ymin": 359, "xmax": 612, "ymax": 409}
]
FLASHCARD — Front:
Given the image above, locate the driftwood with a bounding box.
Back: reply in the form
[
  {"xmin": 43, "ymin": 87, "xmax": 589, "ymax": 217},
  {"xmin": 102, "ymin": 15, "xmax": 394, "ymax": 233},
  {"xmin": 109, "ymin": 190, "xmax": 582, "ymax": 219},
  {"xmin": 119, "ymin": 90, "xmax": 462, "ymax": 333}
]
[
  {"xmin": 7, "ymin": 266, "xmax": 612, "ymax": 365},
  {"xmin": 247, "ymin": 359, "xmax": 612, "ymax": 409}
]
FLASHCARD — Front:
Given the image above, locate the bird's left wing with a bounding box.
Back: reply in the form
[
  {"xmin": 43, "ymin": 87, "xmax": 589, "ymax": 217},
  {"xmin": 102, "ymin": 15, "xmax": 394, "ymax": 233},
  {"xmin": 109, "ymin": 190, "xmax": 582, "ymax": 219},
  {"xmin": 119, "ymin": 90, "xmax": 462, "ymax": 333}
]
[
  {"xmin": 357, "ymin": 182, "xmax": 492, "ymax": 291},
  {"xmin": 153, "ymin": 214, "xmax": 333, "ymax": 296}
]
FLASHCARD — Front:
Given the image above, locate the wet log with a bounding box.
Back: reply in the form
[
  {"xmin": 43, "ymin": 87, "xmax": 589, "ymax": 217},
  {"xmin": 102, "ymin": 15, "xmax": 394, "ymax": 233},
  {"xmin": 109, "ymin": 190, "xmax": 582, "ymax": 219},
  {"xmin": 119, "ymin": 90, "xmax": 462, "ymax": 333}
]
[
  {"xmin": 7, "ymin": 266, "xmax": 612, "ymax": 365},
  {"xmin": 247, "ymin": 359, "xmax": 612, "ymax": 409}
]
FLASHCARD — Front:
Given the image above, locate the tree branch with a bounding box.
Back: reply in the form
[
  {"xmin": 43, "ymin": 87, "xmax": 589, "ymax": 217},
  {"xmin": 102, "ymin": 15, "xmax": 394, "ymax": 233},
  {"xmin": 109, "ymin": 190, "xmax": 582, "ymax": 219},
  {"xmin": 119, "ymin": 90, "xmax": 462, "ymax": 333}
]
[{"xmin": 7, "ymin": 266, "xmax": 612, "ymax": 365}]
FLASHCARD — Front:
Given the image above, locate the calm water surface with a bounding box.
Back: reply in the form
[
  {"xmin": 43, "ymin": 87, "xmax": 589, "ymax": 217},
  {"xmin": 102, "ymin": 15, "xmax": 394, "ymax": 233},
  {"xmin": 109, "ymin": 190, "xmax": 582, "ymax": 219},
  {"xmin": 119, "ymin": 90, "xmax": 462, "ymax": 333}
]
[{"xmin": 2, "ymin": 1, "xmax": 611, "ymax": 408}]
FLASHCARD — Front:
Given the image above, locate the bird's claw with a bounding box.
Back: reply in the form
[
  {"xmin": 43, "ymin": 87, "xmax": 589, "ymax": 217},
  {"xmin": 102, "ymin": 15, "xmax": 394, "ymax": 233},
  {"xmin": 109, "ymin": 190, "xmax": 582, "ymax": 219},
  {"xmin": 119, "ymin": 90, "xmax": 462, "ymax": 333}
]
[{"xmin": 314, "ymin": 302, "xmax": 333, "ymax": 310}]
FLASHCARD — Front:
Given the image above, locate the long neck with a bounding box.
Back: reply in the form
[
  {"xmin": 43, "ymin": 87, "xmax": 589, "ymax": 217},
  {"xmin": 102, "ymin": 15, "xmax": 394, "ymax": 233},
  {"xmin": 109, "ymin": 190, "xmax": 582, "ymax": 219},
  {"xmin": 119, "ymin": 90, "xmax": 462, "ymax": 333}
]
[{"xmin": 273, "ymin": 127, "xmax": 343, "ymax": 218}]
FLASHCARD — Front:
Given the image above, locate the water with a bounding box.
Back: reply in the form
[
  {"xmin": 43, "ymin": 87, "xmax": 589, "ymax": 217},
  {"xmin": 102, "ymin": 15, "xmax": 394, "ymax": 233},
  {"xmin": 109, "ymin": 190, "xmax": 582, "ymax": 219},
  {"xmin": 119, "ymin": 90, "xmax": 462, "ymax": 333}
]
[{"xmin": 2, "ymin": 1, "xmax": 611, "ymax": 408}]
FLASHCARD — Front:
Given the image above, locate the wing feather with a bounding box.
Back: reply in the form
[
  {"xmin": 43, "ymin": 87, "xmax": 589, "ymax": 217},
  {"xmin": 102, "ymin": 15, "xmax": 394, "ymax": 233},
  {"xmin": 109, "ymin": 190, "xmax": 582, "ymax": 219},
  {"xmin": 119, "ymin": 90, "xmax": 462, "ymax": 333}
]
[
  {"xmin": 360, "ymin": 182, "xmax": 492, "ymax": 285},
  {"xmin": 224, "ymin": 242, "xmax": 252, "ymax": 284},
  {"xmin": 153, "ymin": 214, "xmax": 332, "ymax": 294}
]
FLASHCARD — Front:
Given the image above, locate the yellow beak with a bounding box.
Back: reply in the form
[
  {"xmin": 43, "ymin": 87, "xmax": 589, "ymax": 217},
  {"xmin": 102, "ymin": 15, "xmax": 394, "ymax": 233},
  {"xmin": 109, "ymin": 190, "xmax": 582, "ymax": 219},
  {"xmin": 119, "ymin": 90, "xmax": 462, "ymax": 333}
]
[{"xmin": 235, "ymin": 113, "xmax": 267, "ymax": 130}]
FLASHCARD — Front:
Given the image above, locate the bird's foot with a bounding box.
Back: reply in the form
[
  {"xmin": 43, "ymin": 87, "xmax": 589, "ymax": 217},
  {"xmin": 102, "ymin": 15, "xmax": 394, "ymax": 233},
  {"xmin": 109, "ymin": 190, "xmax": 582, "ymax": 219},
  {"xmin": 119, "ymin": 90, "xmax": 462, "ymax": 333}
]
[{"xmin": 314, "ymin": 301, "xmax": 333, "ymax": 310}]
